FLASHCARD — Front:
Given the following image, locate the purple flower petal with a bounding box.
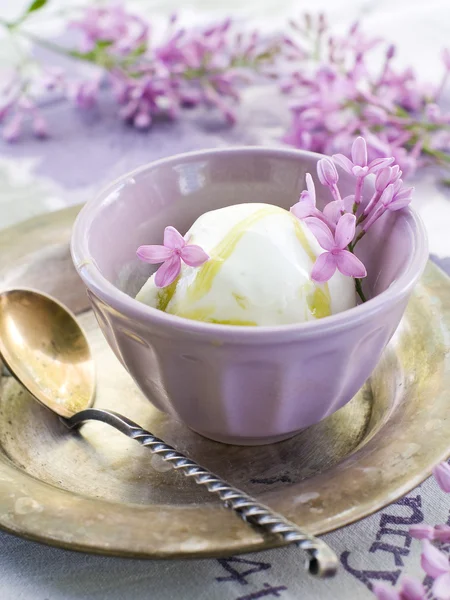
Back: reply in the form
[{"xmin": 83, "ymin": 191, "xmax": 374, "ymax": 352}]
[
  {"xmin": 342, "ymin": 195, "xmax": 356, "ymax": 212},
  {"xmin": 134, "ymin": 111, "xmax": 152, "ymax": 129},
  {"xmin": 352, "ymin": 165, "xmax": 369, "ymax": 178},
  {"xmin": 317, "ymin": 157, "xmax": 339, "ymax": 187},
  {"xmin": 388, "ymin": 197, "xmax": 412, "ymax": 211},
  {"xmin": 291, "ymin": 202, "xmax": 315, "ymax": 220},
  {"xmin": 433, "ymin": 572, "xmax": 450, "ymax": 600},
  {"xmin": 311, "ymin": 252, "xmax": 337, "ymax": 283},
  {"xmin": 434, "ymin": 525, "xmax": 450, "ymax": 543},
  {"xmin": 351, "ymin": 136, "xmax": 368, "ymax": 167},
  {"xmin": 2, "ymin": 113, "xmax": 22, "ymax": 142},
  {"xmin": 375, "ymin": 167, "xmax": 393, "ymax": 192},
  {"xmin": 323, "ymin": 200, "xmax": 342, "ymax": 226},
  {"xmin": 409, "ymin": 524, "xmax": 436, "ymax": 540},
  {"xmin": 394, "ymin": 186, "xmax": 414, "ymax": 202},
  {"xmin": 164, "ymin": 226, "xmax": 186, "ymax": 250},
  {"xmin": 299, "ymin": 190, "xmax": 314, "ymax": 205},
  {"xmin": 434, "ymin": 462, "xmax": 450, "ymax": 493},
  {"xmin": 154, "ymin": 254, "xmax": 181, "ymax": 288},
  {"xmin": 137, "ymin": 245, "xmax": 173, "ymax": 264},
  {"xmin": 335, "ymin": 250, "xmax": 367, "ymax": 278},
  {"xmin": 305, "ymin": 172, "xmax": 316, "ymax": 204},
  {"xmin": 391, "ymin": 165, "xmax": 402, "ymax": 181},
  {"xmin": 332, "ymin": 153, "xmax": 354, "ymax": 175},
  {"xmin": 32, "ymin": 114, "xmax": 48, "ymax": 139},
  {"xmin": 304, "ymin": 217, "xmax": 335, "ymax": 251},
  {"xmin": 372, "ymin": 583, "xmax": 400, "ymax": 600},
  {"xmin": 400, "ymin": 576, "xmax": 427, "ymax": 600},
  {"xmin": 368, "ymin": 157, "xmax": 395, "ymax": 174},
  {"xmin": 181, "ymin": 244, "xmax": 209, "ymax": 267},
  {"xmin": 335, "ymin": 213, "xmax": 356, "ymax": 249},
  {"xmin": 380, "ymin": 183, "xmax": 395, "ymax": 207},
  {"xmin": 421, "ymin": 540, "xmax": 449, "ymax": 578}
]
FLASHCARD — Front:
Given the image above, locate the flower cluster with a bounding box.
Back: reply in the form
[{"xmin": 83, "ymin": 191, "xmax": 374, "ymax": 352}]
[
  {"xmin": 3, "ymin": 3, "xmax": 450, "ymax": 180},
  {"xmin": 372, "ymin": 462, "xmax": 450, "ymax": 600},
  {"xmin": 0, "ymin": 2, "xmax": 279, "ymax": 141},
  {"xmin": 291, "ymin": 136, "xmax": 413, "ymax": 300},
  {"xmin": 282, "ymin": 14, "xmax": 450, "ymax": 179}
]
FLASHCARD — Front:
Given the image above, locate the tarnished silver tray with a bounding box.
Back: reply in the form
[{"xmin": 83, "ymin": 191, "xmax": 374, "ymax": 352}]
[{"xmin": 0, "ymin": 205, "xmax": 448, "ymax": 558}]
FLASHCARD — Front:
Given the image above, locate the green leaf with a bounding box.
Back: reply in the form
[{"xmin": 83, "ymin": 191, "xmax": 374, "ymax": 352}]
[
  {"xmin": 9, "ymin": 0, "xmax": 48, "ymax": 27},
  {"xmin": 95, "ymin": 39, "xmax": 114, "ymax": 50},
  {"xmin": 24, "ymin": 0, "xmax": 48, "ymax": 16}
]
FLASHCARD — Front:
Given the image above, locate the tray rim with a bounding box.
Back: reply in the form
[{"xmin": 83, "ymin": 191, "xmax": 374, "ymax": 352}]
[{"xmin": 0, "ymin": 204, "xmax": 449, "ymax": 559}]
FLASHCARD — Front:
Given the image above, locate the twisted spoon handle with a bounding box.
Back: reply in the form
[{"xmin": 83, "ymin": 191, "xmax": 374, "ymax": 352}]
[{"xmin": 65, "ymin": 407, "xmax": 337, "ymax": 578}]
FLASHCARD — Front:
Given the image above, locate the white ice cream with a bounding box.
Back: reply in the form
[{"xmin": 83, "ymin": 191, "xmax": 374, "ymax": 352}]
[{"xmin": 136, "ymin": 203, "xmax": 356, "ymax": 326}]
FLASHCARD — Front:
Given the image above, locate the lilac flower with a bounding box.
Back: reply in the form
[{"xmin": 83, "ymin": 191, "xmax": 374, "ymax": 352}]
[
  {"xmin": 137, "ymin": 226, "xmax": 209, "ymax": 288},
  {"xmin": 1, "ymin": 94, "xmax": 49, "ymax": 142},
  {"xmin": 68, "ymin": 79, "xmax": 101, "ymax": 110},
  {"xmin": 433, "ymin": 462, "xmax": 450, "ymax": 493},
  {"xmin": 31, "ymin": 113, "xmax": 48, "ymax": 138},
  {"xmin": 291, "ymin": 173, "xmax": 319, "ymax": 219},
  {"xmin": 282, "ymin": 18, "xmax": 450, "ymax": 180},
  {"xmin": 333, "ymin": 137, "xmax": 394, "ymax": 178},
  {"xmin": 434, "ymin": 526, "xmax": 450, "ymax": 543},
  {"xmin": 372, "ymin": 577, "xmax": 426, "ymax": 600},
  {"xmin": 290, "ymin": 173, "xmax": 335, "ymax": 228},
  {"xmin": 317, "ymin": 157, "xmax": 341, "ymax": 201},
  {"xmin": 305, "ymin": 213, "xmax": 366, "ymax": 283},
  {"xmin": 362, "ymin": 165, "xmax": 401, "ymax": 217},
  {"xmin": 322, "ymin": 194, "xmax": 354, "ymax": 226},
  {"xmin": 2, "ymin": 113, "xmax": 23, "ymax": 142},
  {"xmin": 409, "ymin": 524, "xmax": 437, "ymax": 540},
  {"xmin": 332, "ymin": 137, "xmax": 395, "ymax": 205},
  {"xmin": 363, "ymin": 180, "xmax": 413, "ymax": 231},
  {"xmin": 410, "ymin": 524, "xmax": 450, "ymax": 543},
  {"xmin": 70, "ymin": 6, "xmax": 148, "ymax": 55},
  {"xmin": 421, "ymin": 540, "xmax": 450, "ymax": 600}
]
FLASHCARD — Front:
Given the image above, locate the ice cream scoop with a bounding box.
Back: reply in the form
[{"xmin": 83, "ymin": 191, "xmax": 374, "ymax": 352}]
[{"xmin": 137, "ymin": 203, "xmax": 356, "ymax": 325}]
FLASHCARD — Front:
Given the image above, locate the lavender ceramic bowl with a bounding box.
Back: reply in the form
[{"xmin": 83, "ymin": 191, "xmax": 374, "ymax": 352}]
[{"xmin": 71, "ymin": 147, "xmax": 428, "ymax": 445}]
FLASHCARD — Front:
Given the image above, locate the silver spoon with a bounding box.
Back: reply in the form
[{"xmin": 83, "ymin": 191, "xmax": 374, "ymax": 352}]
[{"xmin": 0, "ymin": 288, "xmax": 337, "ymax": 577}]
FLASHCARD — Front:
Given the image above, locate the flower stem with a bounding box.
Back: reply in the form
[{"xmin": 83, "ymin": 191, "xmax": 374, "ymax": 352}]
[
  {"xmin": 348, "ymin": 235, "xmax": 367, "ymax": 303},
  {"xmin": 349, "ymin": 230, "xmax": 365, "ymax": 251},
  {"xmin": 0, "ymin": 21, "xmax": 85, "ymax": 61},
  {"xmin": 422, "ymin": 146, "xmax": 450, "ymax": 165},
  {"xmin": 354, "ymin": 176, "xmax": 364, "ymax": 206},
  {"xmin": 354, "ymin": 277, "xmax": 367, "ymax": 303}
]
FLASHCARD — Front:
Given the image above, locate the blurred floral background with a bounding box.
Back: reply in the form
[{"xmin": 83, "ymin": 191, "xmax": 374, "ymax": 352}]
[{"xmin": 2, "ymin": 0, "xmax": 450, "ymax": 183}]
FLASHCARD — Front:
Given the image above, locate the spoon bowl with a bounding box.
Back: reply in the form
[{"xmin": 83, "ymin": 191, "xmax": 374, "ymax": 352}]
[{"xmin": 0, "ymin": 289, "xmax": 95, "ymax": 418}]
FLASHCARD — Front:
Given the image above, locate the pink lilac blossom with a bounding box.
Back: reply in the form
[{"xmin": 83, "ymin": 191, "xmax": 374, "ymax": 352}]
[
  {"xmin": 0, "ymin": 5, "xmax": 279, "ymax": 139},
  {"xmin": 69, "ymin": 6, "xmax": 149, "ymax": 55},
  {"xmin": 393, "ymin": 461, "xmax": 450, "ymax": 600},
  {"xmin": 0, "ymin": 92, "xmax": 49, "ymax": 142},
  {"xmin": 305, "ymin": 214, "xmax": 366, "ymax": 283},
  {"xmin": 137, "ymin": 225, "xmax": 209, "ymax": 288},
  {"xmin": 434, "ymin": 462, "xmax": 450, "ymax": 493},
  {"xmin": 282, "ymin": 16, "xmax": 450, "ymax": 179},
  {"xmin": 290, "ymin": 172, "xmax": 337, "ymax": 229},
  {"xmin": 372, "ymin": 577, "xmax": 426, "ymax": 600},
  {"xmin": 290, "ymin": 136, "xmax": 412, "ymax": 294},
  {"xmin": 410, "ymin": 525, "xmax": 450, "ymax": 543},
  {"xmin": 421, "ymin": 541, "xmax": 450, "ymax": 600}
]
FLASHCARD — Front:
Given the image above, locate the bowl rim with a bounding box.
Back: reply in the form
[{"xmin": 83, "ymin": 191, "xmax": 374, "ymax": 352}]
[{"xmin": 71, "ymin": 146, "xmax": 429, "ymax": 342}]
